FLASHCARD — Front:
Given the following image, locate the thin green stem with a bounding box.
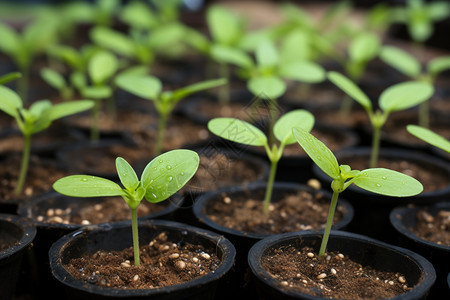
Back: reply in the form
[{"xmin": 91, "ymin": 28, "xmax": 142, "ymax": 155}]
[
  {"xmin": 15, "ymin": 133, "xmax": 31, "ymax": 196},
  {"xmin": 319, "ymin": 190, "xmax": 339, "ymax": 257},
  {"xmin": 218, "ymin": 63, "xmax": 230, "ymax": 106},
  {"xmin": 131, "ymin": 208, "xmax": 140, "ymax": 266},
  {"xmin": 370, "ymin": 124, "xmax": 381, "ymax": 168},
  {"xmin": 17, "ymin": 67, "xmax": 29, "ymax": 103},
  {"xmin": 418, "ymin": 101, "xmax": 429, "ymax": 128},
  {"xmin": 154, "ymin": 111, "xmax": 168, "ymax": 156},
  {"xmin": 263, "ymin": 159, "xmax": 278, "ymax": 214}
]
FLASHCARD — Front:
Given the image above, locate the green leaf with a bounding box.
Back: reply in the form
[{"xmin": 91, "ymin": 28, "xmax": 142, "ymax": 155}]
[
  {"xmin": 427, "ymin": 2, "xmax": 450, "ymax": 21},
  {"xmin": 0, "ymin": 72, "xmax": 21, "ymax": 85},
  {"xmin": 119, "ymin": 0, "xmax": 157, "ymax": 30},
  {"xmin": 48, "ymin": 100, "xmax": 94, "ymax": 121},
  {"xmin": 116, "ymin": 157, "xmax": 139, "ymax": 190},
  {"xmin": 90, "ymin": 27, "xmax": 136, "ymax": 58},
  {"xmin": 88, "ymin": 50, "xmax": 118, "ymax": 85},
  {"xmin": 410, "ymin": 20, "xmax": 432, "ymax": 43},
  {"xmin": 348, "ymin": 33, "xmax": 380, "ymax": 63},
  {"xmin": 171, "ymin": 78, "xmax": 227, "ymax": 102},
  {"xmin": 148, "ymin": 23, "xmax": 186, "ymax": 50},
  {"xmin": 40, "ymin": 68, "xmax": 66, "ymax": 90},
  {"xmin": 274, "ymin": 109, "xmax": 315, "ymax": 145},
  {"xmin": 293, "ymin": 127, "xmax": 340, "ymax": 179},
  {"xmin": 81, "ymin": 86, "xmax": 112, "ymax": 99},
  {"xmin": 379, "ymin": 46, "xmax": 421, "ymax": 78},
  {"xmin": 407, "ymin": 125, "xmax": 450, "ymax": 153},
  {"xmin": 327, "ymin": 72, "xmax": 372, "ymax": 110},
  {"xmin": 279, "ymin": 61, "xmax": 325, "ymax": 83},
  {"xmin": 207, "ymin": 5, "xmax": 243, "ymax": 46},
  {"xmin": 53, "ymin": 175, "xmax": 125, "ymax": 197},
  {"xmin": 379, "ymin": 81, "xmax": 433, "ymax": 113},
  {"xmin": 248, "ymin": 76, "xmax": 286, "ymax": 99},
  {"xmin": 352, "ymin": 168, "xmax": 423, "ymax": 197},
  {"xmin": 255, "ymin": 39, "xmax": 279, "ymax": 68},
  {"xmin": 427, "ymin": 56, "xmax": 450, "ymax": 77},
  {"xmin": 141, "ymin": 149, "xmax": 199, "ymax": 203},
  {"xmin": 0, "ymin": 23, "xmax": 20, "ymax": 55},
  {"xmin": 115, "ymin": 74, "xmax": 162, "ymax": 100},
  {"xmin": 208, "ymin": 117, "xmax": 267, "ymax": 146},
  {"xmin": 210, "ymin": 44, "xmax": 253, "ymax": 69},
  {"xmin": 280, "ymin": 30, "xmax": 311, "ymax": 63},
  {"xmin": 29, "ymin": 100, "xmax": 51, "ymax": 118},
  {"xmin": 183, "ymin": 27, "xmax": 210, "ymax": 54},
  {"xmin": 0, "ymin": 85, "xmax": 22, "ymax": 117}
]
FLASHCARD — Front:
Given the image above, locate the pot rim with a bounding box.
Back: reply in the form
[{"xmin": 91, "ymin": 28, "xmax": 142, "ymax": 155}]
[
  {"xmin": 0, "ymin": 213, "xmax": 36, "ymax": 260},
  {"xmin": 248, "ymin": 230, "xmax": 436, "ymax": 300},
  {"xmin": 49, "ymin": 219, "xmax": 236, "ymax": 297},
  {"xmin": 193, "ymin": 181, "xmax": 354, "ymax": 240},
  {"xmin": 389, "ymin": 202, "xmax": 450, "ymax": 252}
]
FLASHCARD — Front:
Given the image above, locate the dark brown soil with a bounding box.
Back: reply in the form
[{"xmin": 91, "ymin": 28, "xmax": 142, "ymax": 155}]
[
  {"xmin": 261, "ymin": 246, "xmax": 412, "ymax": 299},
  {"xmin": 205, "ymin": 186, "xmax": 346, "ymax": 234},
  {"xmin": 410, "ymin": 209, "xmax": 450, "ymax": 246},
  {"xmin": 34, "ymin": 196, "xmax": 168, "ymax": 225},
  {"xmin": 64, "ymin": 232, "xmax": 221, "ymax": 289},
  {"xmin": 185, "ymin": 152, "xmax": 265, "ymax": 193},
  {"xmin": 191, "ymin": 99, "xmax": 252, "ymax": 121},
  {"xmin": 340, "ymin": 156, "xmax": 448, "ymax": 193}
]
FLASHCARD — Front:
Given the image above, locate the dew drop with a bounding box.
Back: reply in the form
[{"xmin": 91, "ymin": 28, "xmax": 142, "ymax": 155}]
[
  {"xmin": 168, "ymin": 176, "xmax": 173, "ymax": 182},
  {"xmin": 376, "ymin": 183, "xmax": 381, "ymax": 187},
  {"xmin": 81, "ymin": 178, "xmax": 88, "ymax": 182},
  {"xmin": 180, "ymin": 172, "xmax": 184, "ymax": 176},
  {"xmin": 152, "ymin": 193, "xmax": 157, "ymax": 198},
  {"xmin": 166, "ymin": 165, "xmax": 172, "ymax": 170},
  {"xmin": 382, "ymin": 176, "xmax": 387, "ymax": 180},
  {"xmin": 317, "ymin": 156, "xmax": 322, "ymax": 161},
  {"xmin": 363, "ymin": 172, "xmax": 368, "ymax": 176},
  {"xmin": 158, "ymin": 159, "xmax": 163, "ymax": 163}
]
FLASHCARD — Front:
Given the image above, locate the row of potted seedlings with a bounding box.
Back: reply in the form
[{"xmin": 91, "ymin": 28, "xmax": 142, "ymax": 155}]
[{"xmin": 0, "ymin": 0, "xmax": 449, "ymax": 299}]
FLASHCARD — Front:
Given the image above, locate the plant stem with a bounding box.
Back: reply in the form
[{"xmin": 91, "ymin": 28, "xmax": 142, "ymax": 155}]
[
  {"xmin": 15, "ymin": 133, "xmax": 31, "ymax": 196},
  {"xmin": 90, "ymin": 100, "xmax": 100, "ymax": 142},
  {"xmin": 218, "ymin": 63, "xmax": 229, "ymax": 106},
  {"xmin": 319, "ymin": 190, "xmax": 339, "ymax": 256},
  {"xmin": 131, "ymin": 208, "xmax": 140, "ymax": 266},
  {"xmin": 263, "ymin": 159, "xmax": 278, "ymax": 214},
  {"xmin": 370, "ymin": 124, "xmax": 381, "ymax": 168},
  {"xmin": 418, "ymin": 101, "xmax": 429, "ymax": 128},
  {"xmin": 17, "ymin": 67, "xmax": 29, "ymax": 103},
  {"xmin": 154, "ymin": 111, "xmax": 168, "ymax": 156}
]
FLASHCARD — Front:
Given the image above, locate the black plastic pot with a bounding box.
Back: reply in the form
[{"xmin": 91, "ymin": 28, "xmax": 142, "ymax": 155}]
[
  {"xmin": 49, "ymin": 219, "xmax": 236, "ymax": 299},
  {"xmin": 313, "ymin": 147, "xmax": 450, "ymax": 242},
  {"xmin": 0, "ymin": 214, "xmax": 36, "ymax": 300},
  {"xmin": 193, "ymin": 182, "xmax": 354, "ymax": 299},
  {"xmin": 248, "ymin": 230, "xmax": 436, "ymax": 300},
  {"xmin": 17, "ymin": 192, "xmax": 184, "ymax": 298},
  {"xmin": 390, "ymin": 202, "xmax": 450, "ymax": 299}
]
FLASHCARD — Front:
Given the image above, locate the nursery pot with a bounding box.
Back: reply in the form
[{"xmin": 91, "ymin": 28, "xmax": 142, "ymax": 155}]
[
  {"xmin": 390, "ymin": 202, "xmax": 450, "ymax": 299},
  {"xmin": 17, "ymin": 192, "xmax": 184, "ymax": 298},
  {"xmin": 312, "ymin": 147, "xmax": 450, "ymax": 243},
  {"xmin": 49, "ymin": 219, "xmax": 235, "ymax": 299},
  {"xmin": 248, "ymin": 230, "xmax": 436, "ymax": 300},
  {"xmin": 193, "ymin": 182, "xmax": 354, "ymax": 298},
  {"xmin": 0, "ymin": 213, "xmax": 36, "ymax": 300}
]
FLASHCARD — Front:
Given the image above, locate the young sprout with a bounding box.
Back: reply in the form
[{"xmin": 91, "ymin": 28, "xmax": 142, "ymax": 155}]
[
  {"xmin": 40, "ymin": 68, "xmax": 73, "ymax": 101},
  {"xmin": 327, "ymin": 71, "xmax": 433, "ymax": 168},
  {"xmin": 0, "ymin": 85, "xmax": 94, "ymax": 195},
  {"xmin": 115, "ymin": 74, "xmax": 226, "ymax": 156},
  {"xmin": 407, "ymin": 125, "xmax": 450, "ymax": 153},
  {"xmin": 0, "ymin": 72, "xmax": 21, "ymax": 85},
  {"xmin": 53, "ymin": 149, "xmax": 199, "ymax": 266},
  {"xmin": 380, "ymin": 45, "xmax": 450, "ymax": 127},
  {"xmin": 208, "ymin": 109, "xmax": 314, "ymax": 214},
  {"xmin": 293, "ymin": 127, "xmax": 423, "ymax": 256}
]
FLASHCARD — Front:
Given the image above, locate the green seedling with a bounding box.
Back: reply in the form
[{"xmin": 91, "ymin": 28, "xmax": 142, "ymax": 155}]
[
  {"xmin": 40, "ymin": 68, "xmax": 73, "ymax": 101},
  {"xmin": 53, "ymin": 149, "xmax": 199, "ymax": 266},
  {"xmin": 208, "ymin": 109, "xmax": 315, "ymax": 214},
  {"xmin": 293, "ymin": 127, "xmax": 423, "ymax": 256},
  {"xmin": 0, "ymin": 72, "xmax": 21, "ymax": 85},
  {"xmin": 328, "ymin": 71, "xmax": 433, "ymax": 168},
  {"xmin": 380, "ymin": 45, "xmax": 450, "ymax": 127},
  {"xmin": 0, "ymin": 85, "xmax": 94, "ymax": 195},
  {"xmin": 0, "ymin": 17, "xmax": 59, "ymax": 101},
  {"xmin": 115, "ymin": 74, "xmax": 226, "ymax": 156},
  {"xmin": 407, "ymin": 125, "xmax": 450, "ymax": 153}
]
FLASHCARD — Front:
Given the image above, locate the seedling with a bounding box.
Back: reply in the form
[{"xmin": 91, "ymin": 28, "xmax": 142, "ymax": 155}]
[
  {"xmin": 293, "ymin": 127, "xmax": 423, "ymax": 256},
  {"xmin": 208, "ymin": 109, "xmax": 314, "ymax": 214},
  {"xmin": 0, "ymin": 72, "xmax": 21, "ymax": 85},
  {"xmin": 380, "ymin": 45, "xmax": 450, "ymax": 127},
  {"xmin": 115, "ymin": 74, "xmax": 226, "ymax": 156},
  {"xmin": 40, "ymin": 68, "xmax": 73, "ymax": 101},
  {"xmin": 407, "ymin": 125, "xmax": 450, "ymax": 153},
  {"xmin": 328, "ymin": 71, "xmax": 433, "ymax": 168},
  {"xmin": 0, "ymin": 85, "xmax": 94, "ymax": 195},
  {"xmin": 53, "ymin": 149, "xmax": 199, "ymax": 266}
]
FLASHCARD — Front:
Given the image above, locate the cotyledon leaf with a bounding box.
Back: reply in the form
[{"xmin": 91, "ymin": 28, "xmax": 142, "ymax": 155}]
[{"xmin": 53, "ymin": 175, "xmax": 125, "ymax": 197}]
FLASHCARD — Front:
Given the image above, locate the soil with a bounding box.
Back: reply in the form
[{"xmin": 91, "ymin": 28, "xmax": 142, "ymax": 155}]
[
  {"xmin": 64, "ymin": 231, "xmax": 221, "ymax": 289},
  {"xmin": 340, "ymin": 156, "xmax": 448, "ymax": 193},
  {"xmin": 260, "ymin": 246, "xmax": 412, "ymax": 299},
  {"xmin": 410, "ymin": 208, "xmax": 450, "ymax": 246},
  {"xmin": 204, "ymin": 185, "xmax": 346, "ymax": 234},
  {"xmin": 184, "ymin": 152, "xmax": 266, "ymax": 194},
  {"xmin": 188, "ymin": 98, "xmax": 253, "ymax": 122},
  {"xmin": 310, "ymin": 108, "xmax": 369, "ymax": 129},
  {"xmin": 33, "ymin": 196, "xmax": 169, "ymax": 225},
  {"xmin": 0, "ymin": 153, "xmax": 70, "ymax": 205}
]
